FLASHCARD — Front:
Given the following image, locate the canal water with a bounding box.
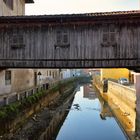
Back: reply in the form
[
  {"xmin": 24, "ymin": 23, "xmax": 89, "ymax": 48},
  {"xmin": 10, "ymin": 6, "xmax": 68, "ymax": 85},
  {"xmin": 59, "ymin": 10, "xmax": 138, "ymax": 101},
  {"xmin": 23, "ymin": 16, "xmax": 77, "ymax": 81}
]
[{"xmin": 56, "ymin": 84, "xmax": 127, "ymax": 140}]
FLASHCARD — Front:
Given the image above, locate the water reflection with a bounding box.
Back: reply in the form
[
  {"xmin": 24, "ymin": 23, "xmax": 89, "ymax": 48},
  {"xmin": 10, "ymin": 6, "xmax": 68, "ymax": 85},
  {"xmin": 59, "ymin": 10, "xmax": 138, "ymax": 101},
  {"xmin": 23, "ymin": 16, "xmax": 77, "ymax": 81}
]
[{"xmin": 56, "ymin": 85, "xmax": 127, "ymax": 140}]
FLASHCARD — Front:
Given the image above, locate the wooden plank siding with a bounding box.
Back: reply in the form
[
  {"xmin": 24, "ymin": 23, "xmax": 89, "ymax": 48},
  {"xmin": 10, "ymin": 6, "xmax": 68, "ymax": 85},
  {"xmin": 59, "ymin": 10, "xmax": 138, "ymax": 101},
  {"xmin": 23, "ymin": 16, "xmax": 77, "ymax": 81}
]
[{"xmin": 0, "ymin": 16, "xmax": 139, "ymax": 68}]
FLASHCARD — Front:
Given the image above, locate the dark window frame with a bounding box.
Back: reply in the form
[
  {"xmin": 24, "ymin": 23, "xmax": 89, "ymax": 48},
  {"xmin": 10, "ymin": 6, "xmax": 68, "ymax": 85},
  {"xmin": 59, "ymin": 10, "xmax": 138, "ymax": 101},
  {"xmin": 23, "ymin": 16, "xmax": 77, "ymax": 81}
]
[
  {"xmin": 11, "ymin": 33, "xmax": 25, "ymax": 49},
  {"xmin": 102, "ymin": 24, "xmax": 117, "ymax": 47},
  {"xmin": 5, "ymin": 70, "xmax": 11, "ymax": 85},
  {"xmin": 55, "ymin": 30, "xmax": 70, "ymax": 48}
]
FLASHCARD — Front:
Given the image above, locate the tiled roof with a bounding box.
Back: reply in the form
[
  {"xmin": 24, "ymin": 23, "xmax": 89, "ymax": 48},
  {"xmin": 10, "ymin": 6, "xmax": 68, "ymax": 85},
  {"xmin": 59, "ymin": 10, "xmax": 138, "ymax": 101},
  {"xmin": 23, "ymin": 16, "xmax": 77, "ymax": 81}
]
[
  {"xmin": 2, "ymin": 10, "xmax": 140, "ymax": 18},
  {"xmin": 0, "ymin": 10, "xmax": 140, "ymax": 24},
  {"xmin": 84, "ymin": 10, "xmax": 140, "ymax": 16},
  {"xmin": 25, "ymin": 10, "xmax": 140, "ymax": 18}
]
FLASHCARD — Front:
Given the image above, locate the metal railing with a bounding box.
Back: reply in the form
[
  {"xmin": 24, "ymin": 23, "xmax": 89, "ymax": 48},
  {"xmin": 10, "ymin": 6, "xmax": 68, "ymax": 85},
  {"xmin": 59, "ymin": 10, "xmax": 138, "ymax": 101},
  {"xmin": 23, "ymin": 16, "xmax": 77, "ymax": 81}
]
[
  {"xmin": 0, "ymin": 76, "xmax": 86, "ymax": 107},
  {"xmin": 0, "ymin": 83, "xmax": 49, "ymax": 107}
]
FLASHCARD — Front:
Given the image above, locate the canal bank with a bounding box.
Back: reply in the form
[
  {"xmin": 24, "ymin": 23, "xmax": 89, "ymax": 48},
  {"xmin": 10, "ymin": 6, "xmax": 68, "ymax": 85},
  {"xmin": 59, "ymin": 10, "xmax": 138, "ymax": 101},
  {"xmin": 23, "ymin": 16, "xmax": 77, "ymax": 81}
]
[
  {"xmin": 11, "ymin": 82, "xmax": 128, "ymax": 140},
  {"xmin": 93, "ymin": 77, "xmax": 137, "ymax": 140},
  {"xmin": 56, "ymin": 84, "xmax": 127, "ymax": 140},
  {"xmin": 0, "ymin": 76, "xmax": 90, "ymax": 139},
  {"xmin": 11, "ymin": 84, "xmax": 78, "ymax": 140}
]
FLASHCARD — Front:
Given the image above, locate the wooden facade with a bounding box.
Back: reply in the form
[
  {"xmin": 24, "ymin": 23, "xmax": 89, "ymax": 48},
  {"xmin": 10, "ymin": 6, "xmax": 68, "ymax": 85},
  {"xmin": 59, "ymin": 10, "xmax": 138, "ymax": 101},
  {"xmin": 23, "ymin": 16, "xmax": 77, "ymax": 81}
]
[{"xmin": 0, "ymin": 11, "xmax": 140, "ymax": 68}]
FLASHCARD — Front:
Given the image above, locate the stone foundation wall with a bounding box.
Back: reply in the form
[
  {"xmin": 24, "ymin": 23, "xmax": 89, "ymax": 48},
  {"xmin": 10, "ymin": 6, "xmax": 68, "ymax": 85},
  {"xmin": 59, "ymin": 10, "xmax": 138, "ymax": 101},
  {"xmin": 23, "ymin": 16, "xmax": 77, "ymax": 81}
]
[
  {"xmin": 1, "ymin": 82, "xmax": 76, "ymax": 137},
  {"xmin": 107, "ymin": 81, "xmax": 136, "ymax": 131}
]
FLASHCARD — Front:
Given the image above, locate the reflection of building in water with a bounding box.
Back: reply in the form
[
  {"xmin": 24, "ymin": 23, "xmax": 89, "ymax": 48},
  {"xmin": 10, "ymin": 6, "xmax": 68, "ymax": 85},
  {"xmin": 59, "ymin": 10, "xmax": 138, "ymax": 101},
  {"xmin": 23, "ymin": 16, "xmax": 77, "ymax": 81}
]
[
  {"xmin": 95, "ymin": 92, "xmax": 113, "ymax": 120},
  {"xmin": 100, "ymin": 101, "xmax": 113, "ymax": 120},
  {"xmin": 83, "ymin": 85, "xmax": 96, "ymax": 100}
]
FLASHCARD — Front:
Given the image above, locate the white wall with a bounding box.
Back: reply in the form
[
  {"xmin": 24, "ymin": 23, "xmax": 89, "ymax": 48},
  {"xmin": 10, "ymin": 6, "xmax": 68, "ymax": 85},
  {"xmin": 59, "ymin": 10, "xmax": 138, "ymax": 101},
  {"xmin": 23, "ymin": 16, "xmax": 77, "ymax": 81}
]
[{"xmin": 61, "ymin": 69, "xmax": 81, "ymax": 79}]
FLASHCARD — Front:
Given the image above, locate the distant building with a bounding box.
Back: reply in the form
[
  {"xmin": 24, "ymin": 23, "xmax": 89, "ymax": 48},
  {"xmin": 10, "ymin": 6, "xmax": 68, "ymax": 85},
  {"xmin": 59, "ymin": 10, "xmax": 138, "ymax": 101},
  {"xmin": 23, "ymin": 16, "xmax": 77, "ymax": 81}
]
[
  {"xmin": 60, "ymin": 69, "xmax": 82, "ymax": 79},
  {"xmin": 37, "ymin": 69, "xmax": 60, "ymax": 84},
  {"xmin": 83, "ymin": 85, "xmax": 96, "ymax": 100},
  {"xmin": 100, "ymin": 68, "xmax": 130, "ymax": 81}
]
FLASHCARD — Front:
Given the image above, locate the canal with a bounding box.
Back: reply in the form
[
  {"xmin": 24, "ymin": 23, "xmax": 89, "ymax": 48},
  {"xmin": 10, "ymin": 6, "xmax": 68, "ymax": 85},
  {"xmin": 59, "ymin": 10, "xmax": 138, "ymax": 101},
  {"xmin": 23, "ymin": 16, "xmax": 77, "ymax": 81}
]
[{"xmin": 56, "ymin": 84, "xmax": 127, "ymax": 140}]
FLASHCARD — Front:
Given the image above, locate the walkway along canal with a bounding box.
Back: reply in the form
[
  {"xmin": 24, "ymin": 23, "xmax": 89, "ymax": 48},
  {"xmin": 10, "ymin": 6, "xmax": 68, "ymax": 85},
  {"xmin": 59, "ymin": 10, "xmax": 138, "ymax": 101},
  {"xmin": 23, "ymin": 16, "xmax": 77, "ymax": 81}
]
[{"xmin": 55, "ymin": 84, "xmax": 127, "ymax": 140}]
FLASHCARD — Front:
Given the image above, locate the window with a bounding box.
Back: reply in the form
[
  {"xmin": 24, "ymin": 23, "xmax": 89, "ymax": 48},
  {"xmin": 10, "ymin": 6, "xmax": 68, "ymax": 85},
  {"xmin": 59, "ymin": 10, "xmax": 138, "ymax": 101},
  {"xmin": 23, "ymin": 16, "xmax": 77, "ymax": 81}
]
[
  {"xmin": 49, "ymin": 71, "xmax": 51, "ymax": 76},
  {"xmin": 5, "ymin": 70, "xmax": 11, "ymax": 85},
  {"xmin": 11, "ymin": 34, "xmax": 25, "ymax": 49},
  {"xmin": 55, "ymin": 30, "xmax": 69, "ymax": 47},
  {"xmin": 46, "ymin": 71, "xmax": 48, "ymax": 76},
  {"xmin": 3, "ymin": 0, "xmax": 13, "ymax": 10},
  {"xmin": 102, "ymin": 24, "xmax": 116, "ymax": 47}
]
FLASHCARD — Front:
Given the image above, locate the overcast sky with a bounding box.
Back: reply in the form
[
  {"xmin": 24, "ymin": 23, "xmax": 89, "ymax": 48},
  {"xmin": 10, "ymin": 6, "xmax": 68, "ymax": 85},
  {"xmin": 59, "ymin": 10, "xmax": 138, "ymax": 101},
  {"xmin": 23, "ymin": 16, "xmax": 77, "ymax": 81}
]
[{"xmin": 25, "ymin": 0, "xmax": 139, "ymax": 15}]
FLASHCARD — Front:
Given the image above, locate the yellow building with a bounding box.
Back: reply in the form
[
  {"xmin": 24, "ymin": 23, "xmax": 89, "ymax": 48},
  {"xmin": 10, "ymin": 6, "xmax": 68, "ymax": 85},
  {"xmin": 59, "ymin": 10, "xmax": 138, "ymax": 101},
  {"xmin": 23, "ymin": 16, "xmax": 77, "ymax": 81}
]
[{"xmin": 100, "ymin": 68, "xmax": 130, "ymax": 81}]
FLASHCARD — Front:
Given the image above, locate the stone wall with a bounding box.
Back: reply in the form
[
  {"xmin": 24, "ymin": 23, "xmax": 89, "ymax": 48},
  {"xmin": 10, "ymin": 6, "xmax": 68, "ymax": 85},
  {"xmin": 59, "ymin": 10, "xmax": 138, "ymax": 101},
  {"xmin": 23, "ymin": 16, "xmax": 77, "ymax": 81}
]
[
  {"xmin": 94, "ymin": 78, "xmax": 136, "ymax": 138},
  {"xmin": 107, "ymin": 81, "xmax": 136, "ymax": 132},
  {"xmin": 12, "ymin": 69, "xmax": 35, "ymax": 92},
  {"xmin": 0, "ymin": 79, "xmax": 76, "ymax": 137}
]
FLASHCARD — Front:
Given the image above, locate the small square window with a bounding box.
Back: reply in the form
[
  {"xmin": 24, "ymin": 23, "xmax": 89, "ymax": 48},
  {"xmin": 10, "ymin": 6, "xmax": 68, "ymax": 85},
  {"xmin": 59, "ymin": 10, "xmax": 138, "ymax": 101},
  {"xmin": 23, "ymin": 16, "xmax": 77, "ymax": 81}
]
[
  {"xmin": 56, "ymin": 30, "xmax": 69, "ymax": 46},
  {"xmin": 102, "ymin": 24, "xmax": 116, "ymax": 46},
  {"xmin": 5, "ymin": 70, "xmax": 11, "ymax": 85},
  {"xmin": 11, "ymin": 34, "xmax": 25, "ymax": 49}
]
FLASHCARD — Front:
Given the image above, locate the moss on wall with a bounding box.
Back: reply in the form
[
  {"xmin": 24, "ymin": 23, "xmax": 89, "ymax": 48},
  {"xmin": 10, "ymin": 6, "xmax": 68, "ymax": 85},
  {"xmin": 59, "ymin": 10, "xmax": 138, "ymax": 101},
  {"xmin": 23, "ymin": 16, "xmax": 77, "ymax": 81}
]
[{"xmin": 0, "ymin": 76, "xmax": 88, "ymax": 135}]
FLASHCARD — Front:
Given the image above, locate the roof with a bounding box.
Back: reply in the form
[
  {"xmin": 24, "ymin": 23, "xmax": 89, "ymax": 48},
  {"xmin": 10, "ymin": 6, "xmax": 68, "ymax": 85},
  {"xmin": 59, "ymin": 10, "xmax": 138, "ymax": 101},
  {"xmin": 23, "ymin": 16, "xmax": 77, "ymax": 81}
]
[
  {"xmin": 0, "ymin": 10, "xmax": 140, "ymax": 25},
  {"xmin": 25, "ymin": 0, "xmax": 34, "ymax": 3}
]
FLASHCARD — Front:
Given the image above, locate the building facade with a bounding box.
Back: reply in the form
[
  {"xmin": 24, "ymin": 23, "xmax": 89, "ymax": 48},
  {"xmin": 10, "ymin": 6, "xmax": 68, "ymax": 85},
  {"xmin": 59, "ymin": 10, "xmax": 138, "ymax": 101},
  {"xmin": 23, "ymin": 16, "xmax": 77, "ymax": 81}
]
[
  {"xmin": 0, "ymin": 0, "xmax": 34, "ymax": 95},
  {"xmin": 0, "ymin": 0, "xmax": 33, "ymax": 16},
  {"xmin": 0, "ymin": 0, "xmax": 60, "ymax": 95},
  {"xmin": 100, "ymin": 68, "xmax": 130, "ymax": 81}
]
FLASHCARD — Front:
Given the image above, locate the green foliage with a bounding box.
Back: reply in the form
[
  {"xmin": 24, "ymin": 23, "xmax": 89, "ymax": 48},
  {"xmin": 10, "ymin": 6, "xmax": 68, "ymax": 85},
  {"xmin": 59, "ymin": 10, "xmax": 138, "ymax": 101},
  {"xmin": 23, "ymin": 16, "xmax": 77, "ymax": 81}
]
[
  {"xmin": 0, "ymin": 110, "xmax": 7, "ymax": 120},
  {"xmin": 0, "ymin": 89, "xmax": 46, "ymax": 121},
  {"xmin": 0, "ymin": 102, "xmax": 21, "ymax": 121},
  {"xmin": 21, "ymin": 90, "xmax": 45, "ymax": 107},
  {"xmin": 0, "ymin": 77, "xmax": 86, "ymax": 121}
]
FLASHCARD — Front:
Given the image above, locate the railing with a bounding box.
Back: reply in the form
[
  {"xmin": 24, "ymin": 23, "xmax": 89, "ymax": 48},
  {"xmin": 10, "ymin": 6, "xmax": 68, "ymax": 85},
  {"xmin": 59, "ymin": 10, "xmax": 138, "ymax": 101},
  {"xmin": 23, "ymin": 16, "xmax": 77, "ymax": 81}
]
[
  {"xmin": 0, "ymin": 76, "xmax": 88, "ymax": 107},
  {"xmin": 0, "ymin": 83, "xmax": 49, "ymax": 107}
]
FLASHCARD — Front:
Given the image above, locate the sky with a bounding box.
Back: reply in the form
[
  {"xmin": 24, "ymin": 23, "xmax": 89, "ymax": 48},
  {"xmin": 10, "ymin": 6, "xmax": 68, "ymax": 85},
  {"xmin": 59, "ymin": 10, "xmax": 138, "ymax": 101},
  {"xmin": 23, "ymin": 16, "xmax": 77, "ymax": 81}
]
[{"xmin": 25, "ymin": 0, "xmax": 139, "ymax": 15}]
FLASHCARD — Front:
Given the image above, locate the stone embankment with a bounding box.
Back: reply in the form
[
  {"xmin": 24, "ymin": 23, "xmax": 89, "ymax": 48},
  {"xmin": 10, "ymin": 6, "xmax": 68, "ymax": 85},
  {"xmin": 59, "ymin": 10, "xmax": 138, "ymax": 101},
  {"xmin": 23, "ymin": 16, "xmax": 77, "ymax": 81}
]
[
  {"xmin": 0, "ymin": 76, "xmax": 90, "ymax": 140},
  {"xmin": 93, "ymin": 76, "xmax": 136, "ymax": 140}
]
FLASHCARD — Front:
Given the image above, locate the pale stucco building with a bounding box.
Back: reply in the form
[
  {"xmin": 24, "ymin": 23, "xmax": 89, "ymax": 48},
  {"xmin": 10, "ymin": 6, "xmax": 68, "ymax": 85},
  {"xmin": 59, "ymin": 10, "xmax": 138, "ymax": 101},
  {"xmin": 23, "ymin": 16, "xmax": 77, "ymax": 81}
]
[
  {"xmin": 0, "ymin": 0, "xmax": 60, "ymax": 95},
  {"xmin": 0, "ymin": 0, "xmax": 34, "ymax": 16}
]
